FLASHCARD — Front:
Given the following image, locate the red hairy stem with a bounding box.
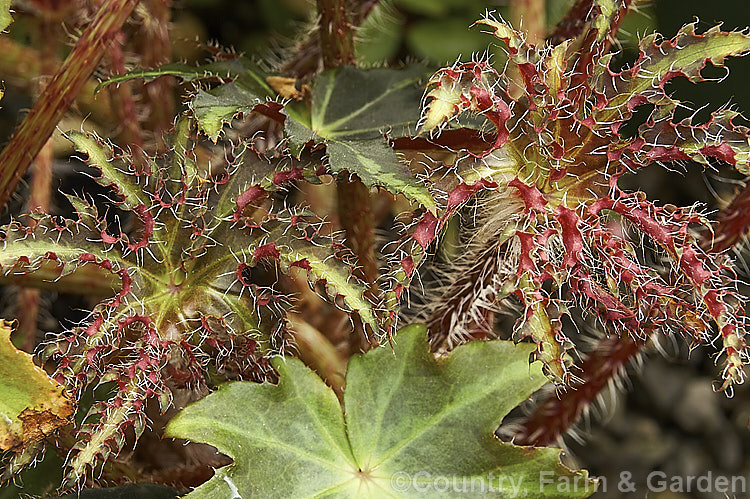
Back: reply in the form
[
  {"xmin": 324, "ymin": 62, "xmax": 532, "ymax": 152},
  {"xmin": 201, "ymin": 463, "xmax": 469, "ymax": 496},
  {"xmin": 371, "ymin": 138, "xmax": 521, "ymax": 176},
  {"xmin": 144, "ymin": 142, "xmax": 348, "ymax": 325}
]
[
  {"xmin": 316, "ymin": 0, "xmax": 356, "ymax": 68},
  {"xmin": 15, "ymin": 288, "xmax": 41, "ymax": 352},
  {"xmin": 283, "ymin": 0, "xmax": 379, "ymax": 78},
  {"xmin": 25, "ymin": 18, "xmax": 57, "ymax": 215},
  {"xmin": 337, "ymin": 179, "xmax": 379, "ymax": 353},
  {"xmin": 107, "ymin": 30, "xmax": 148, "ymax": 173},
  {"xmin": 0, "ymin": 0, "xmax": 140, "ymax": 210},
  {"xmin": 316, "ymin": 0, "xmax": 379, "ymax": 299},
  {"xmin": 26, "ymin": 144, "xmax": 53, "ymax": 215},
  {"xmin": 510, "ymin": 0, "xmax": 546, "ymax": 44},
  {"xmin": 16, "ymin": 19, "xmax": 58, "ymax": 352},
  {"xmin": 516, "ymin": 333, "xmax": 645, "ymax": 446},
  {"xmin": 337, "ymin": 180, "xmax": 379, "ymax": 292},
  {"xmin": 0, "ymin": 37, "xmax": 113, "ymax": 126},
  {"xmin": 137, "ymin": 0, "xmax": 174, "ymax": 143},
  {"xmin": 701, "ymin": 185, "xmax": 750, "ymax": 252},
  {"xmin": 426, "ymin": 238, "xmax": 505, "ymax": 350}
]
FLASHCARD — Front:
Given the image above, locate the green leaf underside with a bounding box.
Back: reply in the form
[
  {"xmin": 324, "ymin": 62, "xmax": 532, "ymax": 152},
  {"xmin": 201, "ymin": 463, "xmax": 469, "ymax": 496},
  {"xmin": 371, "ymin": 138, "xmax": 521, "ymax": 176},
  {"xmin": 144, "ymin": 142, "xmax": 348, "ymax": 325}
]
[
  {"xmin": 167, "ymin": 325, "xmax": 595, "ymax": 498},
  {"xmin": 191, "ymin": 83, "xmax": 263, "ymax": 141},
  {"xmin": 98, "ymin": 58, "xmax": 273, "ymax": 141},
  {"xmin": 96, "ymin": 58, "xmax": 267, "ymax": 90},
  {"xmin": 285, "ymin": 66, "xmax": 436, "ymax": 212}
]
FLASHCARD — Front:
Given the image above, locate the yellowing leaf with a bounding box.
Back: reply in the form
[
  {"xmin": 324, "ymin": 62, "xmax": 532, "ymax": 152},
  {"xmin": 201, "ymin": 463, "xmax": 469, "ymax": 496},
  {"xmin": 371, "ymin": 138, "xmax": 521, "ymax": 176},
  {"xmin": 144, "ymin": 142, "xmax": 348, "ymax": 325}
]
[
  {"xmin": 0, "ymin": 321, "xmax": 72, "ymax": 452},
  {"xmin": 0, "ymin": 0, "xmax": 12, "ymax": 34}
]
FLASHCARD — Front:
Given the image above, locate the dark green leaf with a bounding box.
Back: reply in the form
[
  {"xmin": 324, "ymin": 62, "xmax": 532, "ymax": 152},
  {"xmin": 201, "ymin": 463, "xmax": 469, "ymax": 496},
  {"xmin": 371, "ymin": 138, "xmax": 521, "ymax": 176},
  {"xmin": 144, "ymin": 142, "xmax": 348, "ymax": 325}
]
[
  {"xmin": 285, "ymin": 66, "xmax": 436, "ymax": 211},
  {"xmin": 307, "ymin": 65, "xmax": 427, "ymax": 140},
  {"xmin": 327, "ymin": 139, "xmax": 436, "ymax": 211}
]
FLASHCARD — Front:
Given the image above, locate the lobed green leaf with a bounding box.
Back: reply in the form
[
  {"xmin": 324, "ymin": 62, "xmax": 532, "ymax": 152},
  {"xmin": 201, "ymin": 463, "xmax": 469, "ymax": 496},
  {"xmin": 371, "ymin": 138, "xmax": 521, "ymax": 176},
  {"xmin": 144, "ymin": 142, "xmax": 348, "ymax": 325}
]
[{"xmin": 167, "ymin": 325, "xmax": 595, "ymax": 498}]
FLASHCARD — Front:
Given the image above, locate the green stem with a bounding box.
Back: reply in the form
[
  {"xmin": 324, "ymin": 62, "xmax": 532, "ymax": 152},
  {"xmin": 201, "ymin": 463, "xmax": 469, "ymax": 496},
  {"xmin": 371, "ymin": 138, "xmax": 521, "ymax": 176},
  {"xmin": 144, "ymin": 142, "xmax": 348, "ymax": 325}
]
[{"xmin": 0, "ymin": 0, "xmax": 140, "ymax": 210}]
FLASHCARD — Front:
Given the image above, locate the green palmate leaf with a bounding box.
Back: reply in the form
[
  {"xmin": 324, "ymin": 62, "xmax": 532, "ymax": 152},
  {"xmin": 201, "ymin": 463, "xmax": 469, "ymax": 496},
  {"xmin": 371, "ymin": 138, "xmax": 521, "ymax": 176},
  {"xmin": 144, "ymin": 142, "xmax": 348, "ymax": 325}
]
[
  {"xmin": 0, "ymin": 321, "xmax": 73, "ymax": 452},
  {"xmin": 167, "ymin": 325, "xmax": 595, "ymax": 498},
  {"xmin": 285, "ymin": 65, "xmax": 436, "ymax": 212},
  {"xmin": 306, "ymin": 65, "xmax": 427, "ymax": 140}
]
